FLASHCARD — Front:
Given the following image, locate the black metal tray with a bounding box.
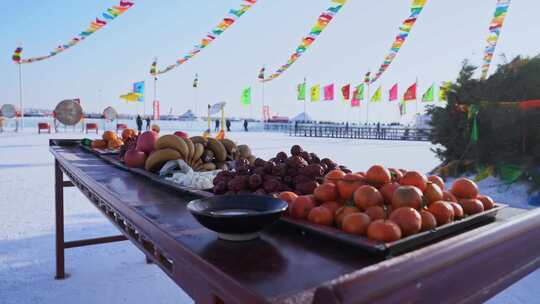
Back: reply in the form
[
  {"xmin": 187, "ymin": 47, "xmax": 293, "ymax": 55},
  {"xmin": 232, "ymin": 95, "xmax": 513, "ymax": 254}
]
[
  {"xmin": 280, "ymin": 204, "xmax": 505, "ymax": 257},
  {"xmin": 80, "ymin": 143, "xmax": 213, "ymax": 198}
]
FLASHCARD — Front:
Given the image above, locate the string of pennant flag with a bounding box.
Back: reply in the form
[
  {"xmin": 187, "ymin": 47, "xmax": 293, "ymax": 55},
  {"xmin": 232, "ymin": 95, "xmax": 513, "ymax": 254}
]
[
  {"xmin": 293, "ymin": 81, "xmax": 451, "ymax": 105},
  {"xmin": 240, "ymin": 79, "xmax": 451, "ymax": 110},
  {"xmin": 261, "ymin": 0, "xmax": 347, "ymax": 82},
  {"xmin": 11, "ymin": 0, "xmax": 134, "ymax": 64},
  {"xmin": 369, "ymin": 0, "xmax": 428, "ymax": 83},
  {"xmin": 480, "ymin": 0, "xmax": 511, "ymax": 80},
  {"xmin": 150, "ymin": 0, "xmax": 257, "ymax": 77}
]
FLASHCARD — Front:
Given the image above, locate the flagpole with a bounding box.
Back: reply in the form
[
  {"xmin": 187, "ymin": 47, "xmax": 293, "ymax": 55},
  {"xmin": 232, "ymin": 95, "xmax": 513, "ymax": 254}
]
[
  {"xmin": 17, "ymin": 63, "xmax": 24, "ymax": 131},
  {"xmin": 194, "ymin": 74, "xmax": 198, "ymax": 121},
  {"xmin": 262, "ymin": 80, "xmax": 265, "ymax": 121},
  {"xmin": 303, "ymin": 77, "xmax": 307, "ymax": 118},
  {"xmin": 415, "ymin": 77, "xmax": 419, "ymax": 121},
  {"xmin": 250, "ymin": 91, "xmax": 254, "ymax": 120},
  {"xmin": 366, "ymin": 82, "xmax": 371, "ymax": 125},
  {"xmin": 358, "ymin": 90, "xmax": 361, "ymax": 125},
  {"xmin": 194, "ymin": 85, "xmax": 198, "ymax": 119}
]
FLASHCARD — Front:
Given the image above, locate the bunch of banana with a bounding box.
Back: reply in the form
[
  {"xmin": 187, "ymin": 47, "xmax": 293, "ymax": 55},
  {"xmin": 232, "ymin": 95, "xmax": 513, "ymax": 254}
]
[
  {"xmin": 145, "ymin": 134, "xmax": 258, "ymax": 173},
  {"xmin": 145, "ymin": 135, "xmax": 202, "ymax": 172},
  {"xmin": 191, "ymin": 137, "xmax": 257, "ymax": 170}
]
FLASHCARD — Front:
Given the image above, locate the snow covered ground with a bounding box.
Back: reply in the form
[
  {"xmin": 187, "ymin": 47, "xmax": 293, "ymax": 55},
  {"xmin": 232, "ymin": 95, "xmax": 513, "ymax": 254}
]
[{"xmin": 0, "ymin": 127, "xmax": 538, "ymax": 303}]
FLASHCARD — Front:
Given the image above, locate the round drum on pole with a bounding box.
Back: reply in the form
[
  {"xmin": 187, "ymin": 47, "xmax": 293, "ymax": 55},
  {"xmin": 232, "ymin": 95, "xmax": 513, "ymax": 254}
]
[
  {"xmin": 103, "ymin": 106, "xmax": 118, "ymax": 121},
  {"xmin": 0, "ymin": 104, "xmax": 17, "ymax": 118},
  {"xmin": 54, "ymin": 100, "xmax": 83, "ymax": 126}
]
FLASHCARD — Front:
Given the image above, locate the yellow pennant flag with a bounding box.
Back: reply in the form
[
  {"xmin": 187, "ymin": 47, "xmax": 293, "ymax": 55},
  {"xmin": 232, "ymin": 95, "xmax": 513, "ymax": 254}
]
[
  {"xmin": 370, "ymin": 86, "xmax": 382, "ymax": 102},
  {"xmin": 311, "ymin": 85, "xmax": 320, "ymax": 102},
  {"xmin": 120, "ymin": 92, "xmax": 141, "ymax": 102}
]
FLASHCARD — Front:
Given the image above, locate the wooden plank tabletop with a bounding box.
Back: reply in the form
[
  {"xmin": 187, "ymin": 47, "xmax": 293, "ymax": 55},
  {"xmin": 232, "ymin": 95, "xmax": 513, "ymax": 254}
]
[{"xmin": 50, "ymin": 140, "xmax": 540, "ymax": 303}]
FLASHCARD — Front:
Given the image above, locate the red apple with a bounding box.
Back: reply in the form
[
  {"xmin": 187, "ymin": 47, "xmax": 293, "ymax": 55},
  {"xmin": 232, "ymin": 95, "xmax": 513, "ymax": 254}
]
[
  {"xmin": 124, "ymin": 149, "xmax": 147, "ymax": 168},
  {"xmin": 136, "ymin": 131, "xmax": 159, "ymax": 154}
]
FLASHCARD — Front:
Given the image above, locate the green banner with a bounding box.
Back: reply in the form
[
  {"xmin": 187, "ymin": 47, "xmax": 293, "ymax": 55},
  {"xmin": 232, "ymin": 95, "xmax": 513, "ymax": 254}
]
[
  {"xmin": 241, "ymin": 87, "xmax": 251, "ymax": 105},
  {"xmin": 297, "ymin": 82, "xmax": 306, "ymax": 101}
]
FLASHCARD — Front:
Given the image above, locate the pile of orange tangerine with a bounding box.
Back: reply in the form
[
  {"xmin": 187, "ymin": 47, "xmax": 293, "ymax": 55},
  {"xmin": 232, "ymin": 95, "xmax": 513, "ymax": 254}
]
[{"xmin": 279, "ymin": 165, "xmax": 495, "ymax": 242}]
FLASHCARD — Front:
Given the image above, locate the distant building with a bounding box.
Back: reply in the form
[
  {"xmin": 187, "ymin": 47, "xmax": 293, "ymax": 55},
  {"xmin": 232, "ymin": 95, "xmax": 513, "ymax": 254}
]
[
  {"xmin": 291, "ymin": 112, "xmax": 313, "ymax": 121},
  {"xmin": 178, "ymin": 110, "xmax": 197, "ymax": 121},
  {"xmin": 414, "ymin": 113, "xmax": 432, "ymax": 129}
]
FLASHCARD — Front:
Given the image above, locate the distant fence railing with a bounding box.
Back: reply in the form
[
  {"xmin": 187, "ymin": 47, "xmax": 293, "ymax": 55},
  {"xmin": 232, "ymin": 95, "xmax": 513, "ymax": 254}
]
[{"xmin": 263, "ymin": 122, "xmax": 432, "ymax": 141}]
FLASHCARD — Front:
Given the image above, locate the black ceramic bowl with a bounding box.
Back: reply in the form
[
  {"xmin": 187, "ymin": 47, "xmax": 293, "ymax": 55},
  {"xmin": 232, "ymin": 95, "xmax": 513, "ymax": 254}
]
[{"xmin": 187, "ymin": 194, "xmax": 288, "ymax": 241}]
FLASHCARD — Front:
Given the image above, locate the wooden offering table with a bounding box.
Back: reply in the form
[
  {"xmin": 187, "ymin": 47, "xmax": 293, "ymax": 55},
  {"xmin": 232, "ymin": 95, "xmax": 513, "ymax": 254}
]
[{"xmin": 50, "ymin": 139, "xmax": 540, "ymax": 304}]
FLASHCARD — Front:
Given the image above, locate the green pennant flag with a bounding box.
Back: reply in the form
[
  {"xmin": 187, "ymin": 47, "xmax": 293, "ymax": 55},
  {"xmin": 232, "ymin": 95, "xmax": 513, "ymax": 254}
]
[
  {"xmin": 355, "ymin": 84, "xmax": 365, "ymax": 100},
  {"xmin": 370, "ymin": 86, "xmax": 382, "ymax": 102},
  {"xmin": 422, "ymin": 84, "xmax": 435, "ymax": 102},
  {"xmin": 499, "ymin": 164, "xmax": 523, "ymax": 184},
  {"xmin": 471, "ymin": 114, "xmax": 479, "ymax": 142},
  {"xmin": 241, "ymin": 87, "xmax": 251, "ymax": 105},
  {"xmin": 469, "ymin": 105, "xmax": 479, "ymax": 142},
  {"xmin": 399, "ymin": 100, "xmax": 407, "ymax": 115},
  {"xmin": 297, "ymin": 82, "xmax": 306, "ymax": 101}
]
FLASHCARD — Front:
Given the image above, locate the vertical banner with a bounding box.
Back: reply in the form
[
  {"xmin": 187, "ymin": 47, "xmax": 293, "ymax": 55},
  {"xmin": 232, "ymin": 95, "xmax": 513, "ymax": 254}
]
[{"xmin": 153, "ymin": 100, "xmax": 160, "ymax": 120}]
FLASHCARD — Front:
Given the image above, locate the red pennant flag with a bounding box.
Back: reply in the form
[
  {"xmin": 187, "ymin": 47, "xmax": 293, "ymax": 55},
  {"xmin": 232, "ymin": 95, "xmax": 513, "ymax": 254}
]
[
  {"xmin": 389, "ymin": 83, "xmax": 398, "ymax": 101},
  {"xmin": 351, "ymin": 87, "xmax": 360, "ymax": 107},
  {"xmin": 324, "ymin": 84, "xmax": 334, "ymax": 101},
  {"xmin": 120, "ymin": 0, "xmax": 134, "ymax": 8},
  {"xmin": 341, "ymin": 84, "xmax": 350, "ymax": 100},
  {"xmin": 95, "ymin": 18, "xmax": 107, "ymax": 25},
  {"xmin": 404, "ymin": 83, "xmax": 417, "ymax": 101}
]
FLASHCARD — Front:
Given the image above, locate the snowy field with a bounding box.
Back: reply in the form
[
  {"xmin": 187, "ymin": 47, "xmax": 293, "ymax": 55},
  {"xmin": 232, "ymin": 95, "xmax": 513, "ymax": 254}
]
[{"xmin": 0, "ymin": 126, "xmax": 538, "ymax": 303}]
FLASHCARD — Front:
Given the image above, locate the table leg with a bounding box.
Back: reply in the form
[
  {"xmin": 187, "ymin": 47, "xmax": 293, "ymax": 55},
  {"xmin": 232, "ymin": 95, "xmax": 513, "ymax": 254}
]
[{"xmin": 55, "ymin": 160, "xmax": 66, "ymax": 280}]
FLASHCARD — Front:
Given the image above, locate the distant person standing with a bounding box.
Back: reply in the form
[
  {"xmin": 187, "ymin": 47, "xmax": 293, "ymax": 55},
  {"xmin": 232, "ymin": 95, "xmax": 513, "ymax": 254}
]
[
  {"xmin": 215, "ymin": 119, "xmax": 220, "ymax": 132},
  {"xmin": 145, "ymin": 116, "xmax": 151, "ymax": 131},
  {"xmin": 136, "ymin": 115, "xmax": 143, "ymax": 133},
  {"xmin": 0, "ymin": 115, "xmax": 4, "ymax": 133},
  {"xmin": 243, "ymin": 120, "xmax": 248, "ymax": 132},
  {"xmin": 226, "ymin": 119, "xmax": 231, "ymax": 132}
]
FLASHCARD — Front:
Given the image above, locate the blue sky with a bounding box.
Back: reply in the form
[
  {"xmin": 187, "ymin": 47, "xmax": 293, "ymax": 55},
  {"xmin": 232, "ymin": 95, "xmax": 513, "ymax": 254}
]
[{"xmin": 1, "ymin": 0, "xmax": 540, "ymax": 123}]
